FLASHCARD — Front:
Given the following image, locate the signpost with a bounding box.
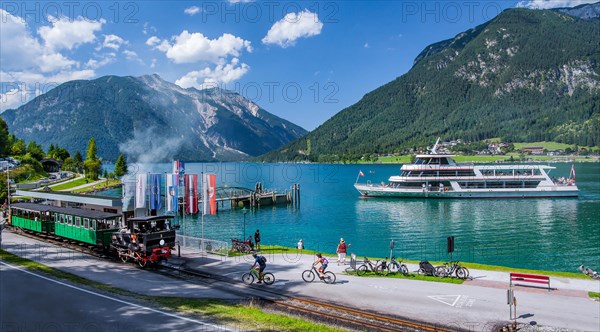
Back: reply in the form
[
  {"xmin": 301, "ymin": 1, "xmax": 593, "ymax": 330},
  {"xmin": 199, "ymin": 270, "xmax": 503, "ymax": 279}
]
[{"xmin": 389, "ymin": 239, "xmax": 395, "ymax": 261}]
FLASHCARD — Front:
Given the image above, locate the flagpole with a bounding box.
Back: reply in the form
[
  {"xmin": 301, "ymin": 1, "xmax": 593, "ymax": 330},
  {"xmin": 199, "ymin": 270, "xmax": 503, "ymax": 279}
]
[
  {"xmin": 355, "ymin": 170, "xmax": 361, "ymax": 184},
  {"xmin": 201, "ymin": 172, "xmax": 204, "ymax": 254}
]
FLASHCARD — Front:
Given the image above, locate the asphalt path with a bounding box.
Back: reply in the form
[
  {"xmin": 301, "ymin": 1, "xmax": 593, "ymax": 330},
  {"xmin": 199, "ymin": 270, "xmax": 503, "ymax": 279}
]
[
  {"xmin": 2, "ymin": 231, "xmax": 599, "ymax": 331},
  {"xmin": 0, "ymin": 261, "xmax": 231, "ymax": 332}
]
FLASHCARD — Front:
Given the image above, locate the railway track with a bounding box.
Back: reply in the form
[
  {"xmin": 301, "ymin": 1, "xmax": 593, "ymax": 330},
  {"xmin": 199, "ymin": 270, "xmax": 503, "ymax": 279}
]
[{"xmin": 7, "ymin": 228, "xmax": 457, "ymax": 331}]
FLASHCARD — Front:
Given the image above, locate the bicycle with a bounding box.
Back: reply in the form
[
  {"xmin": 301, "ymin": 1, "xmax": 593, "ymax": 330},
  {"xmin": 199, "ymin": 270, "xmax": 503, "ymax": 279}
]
[
  {"xmin": 242, "ymin": 267, "xmax": 275, "ymax": 285},
  {"xmin": 357, "ymin": 257, "xmax": 389, "ymax": 276},
  {"xmin": 231, "ymin": 238, "xmax": 253, "ymax": 253},
  {"xmin": 387, "ymin": 256, "xmax": 409, "ymax": 275},
  {"xmin": 302, "ymin": 265, "xmax": 336, "ymax": 284},
  {"xmin": 435, "ymin": 260, "xmax": 469, "ymax": 279}
]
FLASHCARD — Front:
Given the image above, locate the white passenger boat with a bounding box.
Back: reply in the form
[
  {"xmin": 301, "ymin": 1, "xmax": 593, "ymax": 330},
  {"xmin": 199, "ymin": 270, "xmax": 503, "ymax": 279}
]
[{"xmin": 354, "ymin": 142, "xmax": 579, "ymax": 199}]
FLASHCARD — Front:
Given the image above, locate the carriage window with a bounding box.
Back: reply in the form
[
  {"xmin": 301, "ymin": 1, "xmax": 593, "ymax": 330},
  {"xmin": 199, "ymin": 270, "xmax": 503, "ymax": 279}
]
[
  {"xmin": 67, "ymin": 216, "xmax": 73, "ymax": 225},
  {"xmin": 75, "ymin": 217, "xmax": 81, "ymax": 227},
  {"xmin": 91, "ymin": 219, "xmax": 96, "ymax": 230},
  {"xmin": 60, "ymin": 214, "xmax": 65, "ymax": 224},
  {"xmin": 83, "ymin": 218, "xmax": 89, "ymax": 229}
]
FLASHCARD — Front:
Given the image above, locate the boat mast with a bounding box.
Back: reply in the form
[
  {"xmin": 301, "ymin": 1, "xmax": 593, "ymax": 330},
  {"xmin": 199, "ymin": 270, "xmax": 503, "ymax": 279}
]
[{"xmin": 431, "ymin": 137, "xmax": 441, "ymax": 154}]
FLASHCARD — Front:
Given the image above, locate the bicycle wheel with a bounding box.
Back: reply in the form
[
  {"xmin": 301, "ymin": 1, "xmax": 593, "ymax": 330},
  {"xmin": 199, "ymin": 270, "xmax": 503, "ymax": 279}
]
[
  {"xmin": 262, "ymin": 273, "xmax": 275, "ymax": 285},
  {"xmin": 323, "ymin": 271, "xmax": 336, "ymax": 284},
  {"xmin": 456, "ymin": 267, "xmax": 469, "ymax": 279},
  {"xmin": 400, "ymin": 264, "xmax": 409, "ymax": 275},
  {"xmin": 376, "ymin": 264, "xmax": 389, "ymax": 276},
  {"xmin": 357, "ymin": 265, "xmax": 368, "ymax": 276},
  {"xmin": 434, "ymin": 266, "xmax": 447, "ymax": 278},
  {"xmin": 242, "ymin": 273, "xmax": 254, "ymax": 285},
  {"xmin": 302, "ymin": 270, "xmax": 315, "ymax": 283},
  {"xmin": 388, "ymin": 262, "xmax": 400, "ymax": 274}
]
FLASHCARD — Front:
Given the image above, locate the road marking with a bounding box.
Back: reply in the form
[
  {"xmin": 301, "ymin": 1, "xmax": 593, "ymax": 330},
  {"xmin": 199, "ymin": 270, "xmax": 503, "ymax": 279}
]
[
  {"xmin": 0, "ymin": 261, "xmax": 233, "ymax": 331},
  {"xmin": 428, "ymin": 295, "xmax": 462, "ymax": 306}
]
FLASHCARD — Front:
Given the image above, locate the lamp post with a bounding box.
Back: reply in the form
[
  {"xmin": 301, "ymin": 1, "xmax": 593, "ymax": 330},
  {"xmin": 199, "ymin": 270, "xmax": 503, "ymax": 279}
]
[{"xmin": 242, "ymin": 207, "xmax": 248, "ymax": 240}]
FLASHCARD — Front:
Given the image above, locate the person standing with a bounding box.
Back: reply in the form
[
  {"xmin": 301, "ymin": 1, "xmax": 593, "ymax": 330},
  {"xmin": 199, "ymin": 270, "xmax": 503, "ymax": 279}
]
[
  {"xmin": 336, "ymin": 238, "xmax": 350, "ymax": 265},
  {"xmin": 254, "ymin": 229, "xmax": 261, "ymax": 251}
]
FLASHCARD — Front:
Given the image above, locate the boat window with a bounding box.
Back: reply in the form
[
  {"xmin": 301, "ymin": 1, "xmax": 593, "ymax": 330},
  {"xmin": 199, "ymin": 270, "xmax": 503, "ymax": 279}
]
[{"xmin": 440, "ymin": 158, "xmax": 450, "ymax": 165}]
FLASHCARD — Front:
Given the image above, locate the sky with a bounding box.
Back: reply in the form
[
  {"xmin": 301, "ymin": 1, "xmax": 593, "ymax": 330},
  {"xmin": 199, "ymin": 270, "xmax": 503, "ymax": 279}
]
[{"xmin": 1, "ymin": 0, "xmax": 597, "ymax": 130}]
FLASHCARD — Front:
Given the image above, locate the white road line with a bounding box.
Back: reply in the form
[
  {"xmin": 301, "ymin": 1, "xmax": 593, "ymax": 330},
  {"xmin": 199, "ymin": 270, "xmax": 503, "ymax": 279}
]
[{"xmin": 0, "ymin": 261, "xmax": 233, "ymax": 331}]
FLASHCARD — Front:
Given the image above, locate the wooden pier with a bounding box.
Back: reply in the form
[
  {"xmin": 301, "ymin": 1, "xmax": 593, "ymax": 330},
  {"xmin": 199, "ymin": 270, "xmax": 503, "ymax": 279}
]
[{"xmin": 199, "ymin": 183, "xmax": 300, "ymax": 210}]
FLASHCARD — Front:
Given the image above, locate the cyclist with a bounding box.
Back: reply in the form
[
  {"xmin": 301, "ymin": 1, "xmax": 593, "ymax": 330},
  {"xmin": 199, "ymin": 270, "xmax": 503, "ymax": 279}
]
[
  {"xmin": 313, "ymin": 253, "xmax": 328, "ymax": 278},
  {"xmin": 251, "ymin": 253, "xmax": 267, "ymax": 283}
]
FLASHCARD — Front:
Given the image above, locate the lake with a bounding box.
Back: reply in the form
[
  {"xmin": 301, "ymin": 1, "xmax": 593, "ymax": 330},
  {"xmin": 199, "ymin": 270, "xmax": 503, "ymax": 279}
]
[{"xmin": 107, "ymin": 162, "xmax": 599, "ymax": 272}]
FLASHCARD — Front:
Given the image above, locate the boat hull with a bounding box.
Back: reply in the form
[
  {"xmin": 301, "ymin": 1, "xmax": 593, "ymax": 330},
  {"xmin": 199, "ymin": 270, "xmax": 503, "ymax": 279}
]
[{"xmin": 354, "ymin": 184, "xmax": 579, "ymax": 199}]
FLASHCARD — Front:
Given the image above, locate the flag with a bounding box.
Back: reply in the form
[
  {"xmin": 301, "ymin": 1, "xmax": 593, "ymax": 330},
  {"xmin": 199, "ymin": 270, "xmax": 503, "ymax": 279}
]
[
  {"xmin": 166, "ymin": 173, "xmax": 178, "ymax": 212},
  {"xmin": 185, "ymin": 174, "xmax": 199, "ymax": 214},
  {"xmin": 203, "ymin": 174, "xmax": 217, "ymax": 215},
  {"xmin": 570, "ymin": 164, "xmax": 576, "ymax": 179},
  {"xmin": 149, "ymin": 173, "xmax": 162, "ymax": 210},
  {"xmin": 135, "ymin": 174, "xmax": 147, "ymax": 209},
  {"xmin": 173, "ymin": 160, "xmax": 185, "ymax": 175},
  {"xmin": 359, "ymin": 170, "xmax": 364, "ymax": 177}
]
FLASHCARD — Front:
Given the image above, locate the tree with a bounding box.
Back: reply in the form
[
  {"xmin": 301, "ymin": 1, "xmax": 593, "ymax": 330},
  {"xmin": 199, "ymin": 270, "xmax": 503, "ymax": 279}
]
[
  {"xmin": 0, "ymin": 118, "xmax": 9, "ymax": 157},
  {"xmin": 11, "ymin": 139, "xmax": 26, "ymax": 156},
  {"xmin": 114, "ymin": 153, "xmax": 128, "ymax": 177},
  {"xmin": 73, "ymin": 150, "xmax": 83, "ymax": 172},
  {"xmin": 83, "ymin": 137, "xmax": 101, "ymax": 180},
  {"xmin": 26, "ymin": 141, "xmax": 45, "ymax": 160}
]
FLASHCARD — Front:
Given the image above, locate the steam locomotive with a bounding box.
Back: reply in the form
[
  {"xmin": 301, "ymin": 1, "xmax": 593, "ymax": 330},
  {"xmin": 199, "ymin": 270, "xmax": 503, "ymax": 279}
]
[{"xmin": 8, "ymin": 202, "xmax": 176, "ymax": 267}]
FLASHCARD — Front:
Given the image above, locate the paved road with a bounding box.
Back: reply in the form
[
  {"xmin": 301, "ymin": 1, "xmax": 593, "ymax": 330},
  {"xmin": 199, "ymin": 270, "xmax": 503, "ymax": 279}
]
[
  {"xmin": 0, "ymin": 261, "xmax": 231, "ymax": 332},
  {"xmin": 2, "ymin": 231, "xmax": 599, "ymax": 331}
]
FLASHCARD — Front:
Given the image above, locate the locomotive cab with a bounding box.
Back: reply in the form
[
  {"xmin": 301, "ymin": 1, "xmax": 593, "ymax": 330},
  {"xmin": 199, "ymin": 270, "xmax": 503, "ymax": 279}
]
[{"xmin": 112, "ymin": 215, "xmax": 176, "ymax": 255}]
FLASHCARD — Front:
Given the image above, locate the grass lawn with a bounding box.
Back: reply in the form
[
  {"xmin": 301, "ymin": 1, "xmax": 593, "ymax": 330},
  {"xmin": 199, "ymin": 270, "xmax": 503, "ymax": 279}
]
[
  {"xmin": 73, "ymin": 179, "xmax": 121, "ymax": 193},
  {"xmin": 0, "ymin": 249, "xmax": 343, "ymax": 332},
  {"xmin": 512, "ymin": 141, "xmax": 579, "ymax": 151},
  {"xmin": 589, "ymin": 292, "xmax": 600, "ymax": 301},
  {"xmin": 50, "ymin": 177, "xmax": 89, "ymax": 191}
]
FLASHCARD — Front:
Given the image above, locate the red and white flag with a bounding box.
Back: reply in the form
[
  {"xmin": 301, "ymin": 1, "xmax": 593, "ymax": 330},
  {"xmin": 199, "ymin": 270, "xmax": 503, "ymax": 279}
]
[
  {"xmin": 359, "ymin": 170, "xmax": 364, "ymax": 177},
  {"xmin": 203, "ymin": 174, "xmax": 217, "ymax": 215},
  {"xmin": 185, "ymin": 174, "xmax": 198, "ymax": 214},
  {"xmin": 570, "ymin": 164, "xmax": 576, "ymax": 179}
]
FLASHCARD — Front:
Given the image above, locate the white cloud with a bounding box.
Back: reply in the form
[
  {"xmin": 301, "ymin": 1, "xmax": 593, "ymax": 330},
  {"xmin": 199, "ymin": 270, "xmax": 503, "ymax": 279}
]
[
  {"xmin": 262, "ymin": 9, "xmax": 323, "ymax": 48},
  {"xmin": 142, "ymin": 22, "xmax": 157, "ymax": 35},
  {"xmin": 146, "ymin": 36, "xmax": 161, "ymax": 46},
  {"xmin": 159, "ymin": 31, "xmax": 252, "ymax": 64},
  {"xmin": 86, "ymin": 56, "xmax": 115, "ymax": 70},
  {"xmin": 175, "ymin": 58, "xmax": 249, "ymax": 89},
  {"xmin": 38, "ymin": 16, "xmax": 105, "ymax": 51},
  {"xmin": 150, "ymin": 58, "xmax": 158, "ymax": 68},
  {"xmin": 0, "ymin": 88, "xmax": 27, "ymax": 112},
  {"xmin": 364, "ymin": 42, "xmax": 370, "ymax": 48},
  {"xmin": 124, "ymin": 50, "xmax": 139, "ymax": 60},
  {"xmin": 98, "ymin": 34, "xmax": 128, "ymax": 50},
  {"xmin": 184, "ymin": 6, "xmax": 201, "ymax": 15},
  {"xmin": 0, "ymin": 9, "xmax": 100, "ymax": 110},
  {"xmin": 516, "ymin": 0, "xmax": 597, "ymax": 9}
]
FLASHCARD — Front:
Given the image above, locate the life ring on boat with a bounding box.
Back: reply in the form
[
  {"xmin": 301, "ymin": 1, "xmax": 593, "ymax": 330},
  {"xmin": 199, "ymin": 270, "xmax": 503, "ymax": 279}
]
[{"xmin": 444, "ymin": 187, "xmax": 449, "ymax": 192}]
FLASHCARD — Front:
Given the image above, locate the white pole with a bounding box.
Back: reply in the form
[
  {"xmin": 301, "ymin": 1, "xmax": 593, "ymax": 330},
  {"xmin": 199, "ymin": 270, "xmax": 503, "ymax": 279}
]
[{"xmin": 201, "ymin": 172, "xmax": 204, "ymax": 254}]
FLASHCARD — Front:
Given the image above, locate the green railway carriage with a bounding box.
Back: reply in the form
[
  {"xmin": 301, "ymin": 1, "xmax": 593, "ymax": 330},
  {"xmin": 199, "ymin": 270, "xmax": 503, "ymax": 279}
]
[{"xmin": 10, "ymin": 203, "xmax": 122, "ymax": 246}]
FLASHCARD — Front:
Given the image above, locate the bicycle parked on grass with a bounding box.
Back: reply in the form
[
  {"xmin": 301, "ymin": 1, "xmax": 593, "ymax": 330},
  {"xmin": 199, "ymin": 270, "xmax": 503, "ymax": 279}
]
[
  {"xmin": 357, "ymin": 257, "xmax": 389, "ymax": 276},
  {"xmin": 302, "ymin": 265, "xmax": 336, "ymax": 284},
  {"xmin": 242, "ymin": 267, "xmax": 275, "ymax": 285},
  {"xmin": 435, "ymin": 260, "xmax": 469, "ymax": 279},
  {"xmin": 387, "ymin": 256, "xmax": 409, "ymax": 275},
  {"xmin": 231, "ymin": 238, "xmax": 253, "ymax": 253}
]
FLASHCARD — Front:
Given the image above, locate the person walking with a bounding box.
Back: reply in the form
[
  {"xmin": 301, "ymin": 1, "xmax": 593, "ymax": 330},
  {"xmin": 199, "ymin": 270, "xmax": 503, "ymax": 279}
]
[
  {"xmin": 254, "ymin": 229, "xmax": 261, "ymax": 251},
  {"xmin": 336, "ymin": 238, "xmax": 350, "ymax": 265}
]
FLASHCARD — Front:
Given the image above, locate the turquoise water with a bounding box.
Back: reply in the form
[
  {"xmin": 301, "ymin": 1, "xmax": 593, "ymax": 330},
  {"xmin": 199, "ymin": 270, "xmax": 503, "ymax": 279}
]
[{"xmin": 110, "ymin": 162, "xmax": 599, "ymax": 272}]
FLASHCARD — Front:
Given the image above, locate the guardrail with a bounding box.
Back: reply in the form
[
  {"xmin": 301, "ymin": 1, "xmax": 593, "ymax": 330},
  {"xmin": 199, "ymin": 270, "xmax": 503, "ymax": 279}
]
[{"xmin": 176, "ymin": 234, "xmax": 229, "ymax": 258}]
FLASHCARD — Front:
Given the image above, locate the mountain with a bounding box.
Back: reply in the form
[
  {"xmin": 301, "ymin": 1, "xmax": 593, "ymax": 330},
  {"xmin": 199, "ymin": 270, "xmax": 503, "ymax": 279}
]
[
  {"xmin": 1, "ymin": 74, "xmax": 307, "ymax": 161},
  {"xmin": 261, "ymin": 4, "xmax": 600, "ymax": 162}
]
